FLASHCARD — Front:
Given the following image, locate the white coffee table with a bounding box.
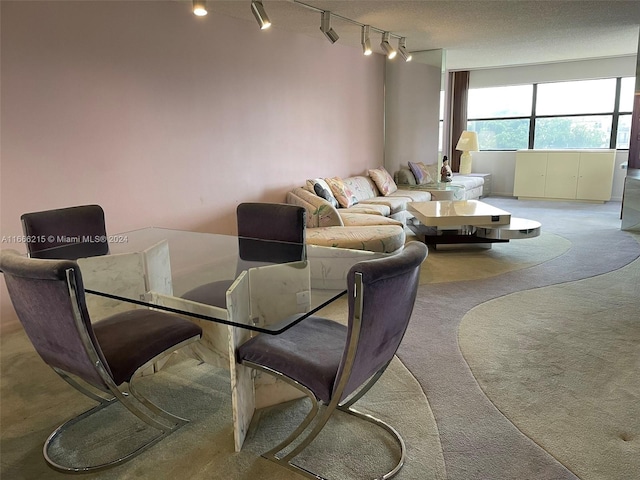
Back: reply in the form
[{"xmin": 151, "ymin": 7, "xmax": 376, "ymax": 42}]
[{"xmin": 407, "ymin": 200, "xmax": 540, "ymax": 247}]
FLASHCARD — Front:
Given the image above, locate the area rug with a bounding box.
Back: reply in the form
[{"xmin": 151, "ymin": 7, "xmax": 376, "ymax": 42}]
[
  {"xmin": 397, "ymin": 198, "xmax": 640, "ymax": 480},
  {"xmin": 0, "ymin": 328, "xmax": 446, "ymax": 480},
  {"xmin": 459, "ymin": 256, "xmax": 640, "ymax": 480},
  {"xmin": 416, "ymin": 231, "xmax": 571, "ymax": 284}
]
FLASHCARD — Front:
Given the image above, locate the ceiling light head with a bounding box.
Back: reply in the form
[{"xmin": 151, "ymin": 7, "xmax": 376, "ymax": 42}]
[
  {"xmin": 251, "ymin": 1, "xmax": 271, "ymax": 30},
  {"xmin": 381, "ymin": 32, "xmax": 396, "ymax": 59},
  {"xmin": 361, "ymin": 25, "xmax": 372, "ymax": 56},
  {"xmin": 320, "ymin": 11, "xmax": 339, "ymax": 44},
  {"xmin": 398, "ymin": 37, "xmax": 412, "ymax": 62},
  {"xmin": 192, "ymin": 0, "xmax": 207, "ymax": 16}
]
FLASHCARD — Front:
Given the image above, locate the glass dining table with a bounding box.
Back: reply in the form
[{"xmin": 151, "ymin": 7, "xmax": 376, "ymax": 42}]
[
  {"xmin": 49, "ymin": 227, "xmax": 347, "ymax": 334},
  {"xmin": 41, "ymin": 227, "xmax": 383, "ymax": 451}
]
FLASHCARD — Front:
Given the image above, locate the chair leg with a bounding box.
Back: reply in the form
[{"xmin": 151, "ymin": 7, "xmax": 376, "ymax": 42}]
[
  {"xmin": 43, "ymin": 343, "xmax": 196, "ymax": 474},
  {"xmin": 242, "ymin": 361, "xmax": 405, "ymax": 480}
]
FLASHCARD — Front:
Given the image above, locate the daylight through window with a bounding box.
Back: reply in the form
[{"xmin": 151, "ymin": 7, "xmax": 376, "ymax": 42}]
[{"xmin": 466, "ymin": 77, "xmax": 634, "ymax": 150}]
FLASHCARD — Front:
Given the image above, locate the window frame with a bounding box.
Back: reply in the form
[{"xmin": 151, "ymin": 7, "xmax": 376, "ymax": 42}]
[{"xmin": 466, "ymin": 77, "xmax": 633, "ymax": 151}]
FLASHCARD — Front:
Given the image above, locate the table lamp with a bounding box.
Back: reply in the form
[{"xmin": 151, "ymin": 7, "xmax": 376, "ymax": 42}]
[{"xmin": 456, "ymin": 130, "xmax": 479, "ymax": 174}]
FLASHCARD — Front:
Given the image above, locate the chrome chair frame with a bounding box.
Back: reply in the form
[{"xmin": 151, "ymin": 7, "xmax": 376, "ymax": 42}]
[
  {"xmin": 30, "ymin": 267, "xmax": 199, "ymax": 474},
  {"xmin": 241, "ymin": 273, "xmax": 406, "ymax": 480}
]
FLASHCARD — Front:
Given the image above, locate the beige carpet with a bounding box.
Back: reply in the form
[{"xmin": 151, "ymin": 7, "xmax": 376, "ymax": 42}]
[
  {"xmin": 409, "ymin": 231, "xmax": 571, "ymax": 284},
  {"xmin": 2, "ymin": 204, "xmax": 627, "ymax": 479},
  {"xmin": 0, "ymin": 326, "xmax": 446, "ymax": 479},
  {"xmin": 458, "ymin": 253, "xmax": 640, "ymax": 480}
]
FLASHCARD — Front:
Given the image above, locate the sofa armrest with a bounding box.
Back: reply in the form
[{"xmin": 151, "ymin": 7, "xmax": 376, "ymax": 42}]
[{"xmin": 287, "ymin": 187, "xmax": 343, "ymax": 228}]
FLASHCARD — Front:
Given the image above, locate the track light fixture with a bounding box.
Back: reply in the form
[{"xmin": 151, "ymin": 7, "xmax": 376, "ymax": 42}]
[
  {"xmin": 361, "ymin": 25, "xmax": 372, "ymax": 56},
  {"xmin": 190, "ymin": 0, "xmax": 411, "ymax": 62},
  {"xmin": 251, "ymin": 1, "xmax": 271, "ymax": 30},
  {"xmin": 320, "ymin": 11, "xmax": 339, "ymax": 44},
  {"xmin": 398, "ymin": 37, "xmax": 412, "ymax": 62},
  {"xmin": 192, "ymin": 0, "xmax": 207, "ymax": 16},
  {"xmin": 380, "ymin": 32, "xmax": 397, "ymax": 59}
]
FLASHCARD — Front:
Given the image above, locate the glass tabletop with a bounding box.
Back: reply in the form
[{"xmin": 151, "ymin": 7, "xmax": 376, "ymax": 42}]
[{"xmin": 38, "ymin": 228, "xmax": 350, "ymax": 334}]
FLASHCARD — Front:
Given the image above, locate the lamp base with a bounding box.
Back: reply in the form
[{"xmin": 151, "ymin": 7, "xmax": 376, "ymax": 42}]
[{"xmin": 459, "ymin": 152, "xmax": 472, "ymax": 174}]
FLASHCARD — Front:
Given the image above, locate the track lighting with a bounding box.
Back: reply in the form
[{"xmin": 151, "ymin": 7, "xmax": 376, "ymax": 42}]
[
  {"xmin": 361, "ymin": 25, "xmax": 372, "ymax": 56},
  {"xmin": 251, "ymin": 1, "xmax": 271, "ymax": 30},
  {"xmin": 320, "ymin": 11, "xmax": 339, "ymax": 44},
  {"xmin": 398, "ymin": 37, "xmax": 412, "ymax": 62},
  {"xmin": 189, "ymin": 0, "xmax": 412, "ymax": 64},
  {"xmin": 192, "ymin": 0, "xmax": 207, "ymax": 16},
  {"xmin": 381, "ymin": 32, "xmax": 397, "ymax": 59}
]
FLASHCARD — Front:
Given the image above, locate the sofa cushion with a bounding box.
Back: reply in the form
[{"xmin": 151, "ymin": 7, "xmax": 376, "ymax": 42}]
[
  {"xmin": 326, "ymin": 177, "xmax": 359, "ymax": 208},
  {"xmin": 368, "ymin": 167, "xmax": 398, "ymax": 195},
  {"xmin": 342, "ymin": 176, "xmax": 379, "ymax": 202},
  {"xmin": 344, "ymin": 203, "xmax": 390, "ymax": 216},
  {"xmin": 408, "ymin": 162, "xmax": 434, "ymax": 184},
  {"xmin": 388, "ymin": 189, "xmax": 431, "ymax": 202},
  {"xmin": 359, "ymin": 196, "xmax": 412, "ymax": 214},
  {"xmin": 339, "ymin": 212, "xmax": 403, "ymax": 227},
  {"xmin": 306, "ymin": 225, "xmax": 406, "ymax": 254},
  {"xmin": 451, "ymin": 175, "xmax": 484, "ymax": 190},
  {"xmin": 306, "ymin": 178, "xmax": 339, "ymax": 208}
]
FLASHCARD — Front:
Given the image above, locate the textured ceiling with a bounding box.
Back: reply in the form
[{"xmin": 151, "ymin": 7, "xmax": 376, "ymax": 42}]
[{"xmin": 205, "ymin": 0, "xmax": 640, "ymax": 69}]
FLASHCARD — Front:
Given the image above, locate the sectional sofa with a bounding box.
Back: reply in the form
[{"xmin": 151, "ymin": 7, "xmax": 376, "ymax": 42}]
[
  {"xmin": 395, "ymin": 162, "xmax": 484, "ymax": 200},
  {"xmin": 286, "ymin": 169, "xmax": 430, "ymax": 254},
  {"xmin": 286, "ymin": 165, "xmax": 485, "ymax": 254}
]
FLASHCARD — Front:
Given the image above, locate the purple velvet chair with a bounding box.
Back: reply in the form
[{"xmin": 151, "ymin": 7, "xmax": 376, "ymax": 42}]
[
  {"xmin": 0, "ymin": 249, "xmax": 203, "ymax": 473},
  {"xmin": 237, "ymin": 241, "xmax": 428, "ymax": 479},
  {"xmin": 21, "ymin": 204, "xmax": 109, "ymax": 259},
  {"xmin": 181, "ymin": 202, "xmax": 306, "ymax": 307}
]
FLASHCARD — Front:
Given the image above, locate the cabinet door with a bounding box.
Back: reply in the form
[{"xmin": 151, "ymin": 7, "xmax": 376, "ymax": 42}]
[
  {"xmin": 544, "ymin": 152, "xmax": 580, "ymax": 199},
  {"xmin": 514, "ymin": 152, "xmax": 547, "ymax": 198},
  {"xmin": 576, "ymin": 152, "xmax": 615, "ymax": 201}
]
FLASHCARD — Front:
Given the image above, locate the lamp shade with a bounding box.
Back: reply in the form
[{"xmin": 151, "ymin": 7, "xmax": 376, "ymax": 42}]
[{"xmin": 455, "ymin": 131, "xmax": 479, "ymax": 152}]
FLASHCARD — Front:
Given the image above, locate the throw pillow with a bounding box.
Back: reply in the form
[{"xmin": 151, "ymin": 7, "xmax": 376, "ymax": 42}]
[
  {"xmin": 306, "ymin": 178, "xmax": 339, "ymax": 208},
  {"xmin": 325, "ymin": 177, "xmax": 358, "ymax": 208},
  {"xmin": 368, "ymin": 167, "xmax": 398, "ymax": 196},
  {"xmin": 408, "ymin": 161, "xmax": 434, "ymax": 185},
  {"xmin": 396, "ymin": 168, "xmax": 417, "ymax": 186},
  {"xmin": 424, "ymin": 162, "xmax": 439, "ymax": 183}
]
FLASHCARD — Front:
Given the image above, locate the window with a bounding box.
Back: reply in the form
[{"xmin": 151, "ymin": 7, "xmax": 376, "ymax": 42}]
[
  {"xmin": 536, "ymin": 79, "xmax": 616, "ymax": 115},
  {"xmin": 466, "ymin": 77, "xmax": 635, "ymax": 150},
  {"xmin": 468, "ymin": 85, "xmax": 533, "ymax": 118},
  {"xmin": 534, "ymin": 116, "xmax": 612, "ymax": 149},
  {"xmin": 468, "ymin": 119, "xmax": 530, "ymax": 150}
]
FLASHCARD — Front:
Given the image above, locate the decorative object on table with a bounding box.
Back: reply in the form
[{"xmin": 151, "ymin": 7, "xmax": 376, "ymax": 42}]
[
  {"xmin": 456, "ymin": 130, "xmax": 479, "ymax": 174},
  {"xmin": 236, "ymin": 242, "xmax": 428, "ymax": 479},
  {"xmin": 441, "ymin": 156, "xmax": 453, "ymax": 182}
]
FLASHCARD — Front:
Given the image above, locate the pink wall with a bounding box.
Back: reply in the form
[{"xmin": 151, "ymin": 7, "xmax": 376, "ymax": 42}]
[{"xmin": 0, "ymin": 1, "xmax": 385, "ymax": 331}]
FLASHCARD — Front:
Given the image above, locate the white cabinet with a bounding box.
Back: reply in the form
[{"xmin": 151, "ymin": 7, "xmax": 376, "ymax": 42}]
[
  {"xmin": 576, "ymin": 152, "xmax": 616, "ymax": 201},
  {"xmin": 514, "ymin": 150, "xmax": 615, "ymax": 202},
  {"xmin": 513, "ymin": 151, "xmax": 549, "ymax": 198}
]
